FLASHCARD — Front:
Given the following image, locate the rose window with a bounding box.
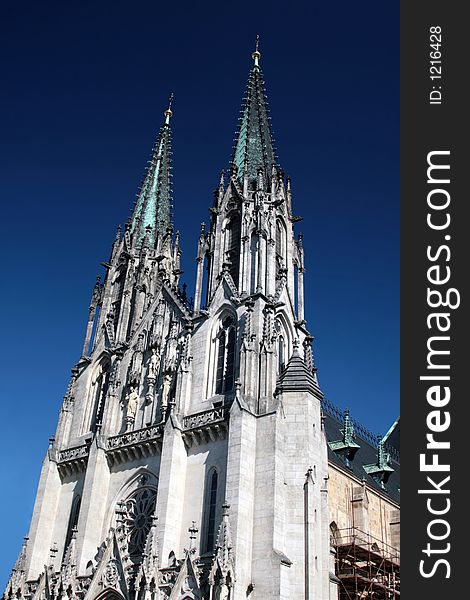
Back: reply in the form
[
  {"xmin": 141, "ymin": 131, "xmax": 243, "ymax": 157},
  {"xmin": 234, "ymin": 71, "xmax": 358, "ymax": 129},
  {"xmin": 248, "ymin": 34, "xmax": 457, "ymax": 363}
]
[{"xmin": 125, "ymin": 487, "xmax": 157, "ymax": 560}]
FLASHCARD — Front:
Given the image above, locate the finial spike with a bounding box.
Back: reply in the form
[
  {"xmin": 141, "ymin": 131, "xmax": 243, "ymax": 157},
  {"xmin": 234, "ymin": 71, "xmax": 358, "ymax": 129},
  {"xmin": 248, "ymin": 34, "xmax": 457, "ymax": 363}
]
[
  {"xmin": 252, "ymin": 35, "xmax": 261, "ymax": 66},
  {"xmin": 164, "ymin": 93, "xmax": 174, "ymax": 124}
]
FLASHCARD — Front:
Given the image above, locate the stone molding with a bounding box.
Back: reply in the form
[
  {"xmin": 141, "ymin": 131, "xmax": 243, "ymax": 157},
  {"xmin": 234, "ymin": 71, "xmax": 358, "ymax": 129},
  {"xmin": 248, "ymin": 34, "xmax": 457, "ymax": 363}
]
[
  {"xmin": 56, "ymin": 405, "xmax": 231, "ymax": 473},
  {"xmin": 57, "ymin": 443, "xmax": 91, "ymax": 476}
]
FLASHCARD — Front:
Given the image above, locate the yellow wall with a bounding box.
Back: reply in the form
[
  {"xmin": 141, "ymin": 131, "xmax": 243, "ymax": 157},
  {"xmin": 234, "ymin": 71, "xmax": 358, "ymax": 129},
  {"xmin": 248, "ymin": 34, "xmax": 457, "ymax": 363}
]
[{"xmin": 328, "ymin": 461, "xmax": 400, "ymax": 550}]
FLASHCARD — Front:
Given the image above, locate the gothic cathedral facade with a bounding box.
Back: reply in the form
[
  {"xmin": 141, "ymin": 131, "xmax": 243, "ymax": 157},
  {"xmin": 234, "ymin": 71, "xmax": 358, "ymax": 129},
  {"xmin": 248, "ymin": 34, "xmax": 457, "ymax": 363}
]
[{"xmin": 4, "ymin": 46, "xmax": 400, "ymax": 600}]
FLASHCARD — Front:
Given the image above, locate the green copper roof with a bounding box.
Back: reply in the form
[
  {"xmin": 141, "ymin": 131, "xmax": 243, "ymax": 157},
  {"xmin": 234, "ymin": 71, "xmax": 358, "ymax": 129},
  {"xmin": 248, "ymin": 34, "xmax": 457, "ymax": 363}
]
[
  {"xmin": 131, "ymin": 103, "xmax": 173, "ymax": 246},
  {"xmin": 232, "ymin": 58, "xmax": 277, "ymax": 186}
]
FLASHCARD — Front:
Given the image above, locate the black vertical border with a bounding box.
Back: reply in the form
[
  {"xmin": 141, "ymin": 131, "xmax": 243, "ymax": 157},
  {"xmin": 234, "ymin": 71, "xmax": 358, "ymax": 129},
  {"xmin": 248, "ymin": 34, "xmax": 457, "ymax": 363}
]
[{"xmin": 401, "ymin": 3, "xmax": 467, "ymax": 597}]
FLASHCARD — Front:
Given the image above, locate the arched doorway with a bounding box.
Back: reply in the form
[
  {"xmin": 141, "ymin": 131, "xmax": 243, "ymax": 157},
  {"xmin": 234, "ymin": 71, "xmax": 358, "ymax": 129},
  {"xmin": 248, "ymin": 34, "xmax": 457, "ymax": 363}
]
[{"xmin": 93, "ymin": 590, "xmax": 126, "ymax": 600}]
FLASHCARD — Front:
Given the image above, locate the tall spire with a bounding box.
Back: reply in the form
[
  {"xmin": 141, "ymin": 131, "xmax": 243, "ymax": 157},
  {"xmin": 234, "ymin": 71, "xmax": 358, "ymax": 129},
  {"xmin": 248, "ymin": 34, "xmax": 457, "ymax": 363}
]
[
  {"xmin": 131, "ymin": 95, "xmax": 174, "ymax": 246},
  {"xmin": 232, "ymin": 37, "xmax": 277, "ymax": 186}
]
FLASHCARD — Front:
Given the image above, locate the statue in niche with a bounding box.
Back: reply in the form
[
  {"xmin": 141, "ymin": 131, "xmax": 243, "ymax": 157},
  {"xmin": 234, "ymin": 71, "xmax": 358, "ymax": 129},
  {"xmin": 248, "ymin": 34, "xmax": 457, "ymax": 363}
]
[
  {"xmin": 164, "ymin": 322, "xmax": 179, "ymax": 372},
  {"xmin": 125, "ymin": 386, "xmax": 139, "ymax": 426},
  {"xmin": 128, "ymin": 334, "xmax": 145, "ymax": 387},
  {"xmin": 148, "ymin": 348, "xmax": 160, "ymax": 380},
  {"xmin": 215, "ymin": 583, "xmax": 230, "ymax": 600},
  {"xmin": 161, "ymin": 372, "xmax": 173, "ymax": 414},
  {"xmin": 151, "ymin": 301, "xmax": 165, "ymax": 348}
]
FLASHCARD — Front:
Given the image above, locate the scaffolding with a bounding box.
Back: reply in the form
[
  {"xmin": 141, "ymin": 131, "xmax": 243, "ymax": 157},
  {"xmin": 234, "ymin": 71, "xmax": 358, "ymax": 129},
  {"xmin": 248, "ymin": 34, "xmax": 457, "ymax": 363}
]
[{"xmin": 333, "ymin": 527, "xmax": 400, "ymax": 599}]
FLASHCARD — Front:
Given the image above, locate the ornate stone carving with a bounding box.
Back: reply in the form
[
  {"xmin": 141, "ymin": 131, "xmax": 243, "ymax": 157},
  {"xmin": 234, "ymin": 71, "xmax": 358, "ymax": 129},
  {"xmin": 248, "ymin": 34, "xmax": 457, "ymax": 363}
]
[
  {"xmin": 183, "ymin": 407, "xmax": 225, "ymax": 431},
  {"xmin": 58, "ymin": 444, "xmax": 89, "ymax": 463},
  {"xmin": 161, "ymin": 373, "xmax": 173, "ymax": 414},
  {"xmin": 164, "ymin": 322, "xmax": 179, "ymax": 372},
  {"xmin": 119, "ymin": 489, "xmax": 157, "ymax": 561},
  {"xmin": 105, "ymin": 312, "xmax": 116, "ymax": 347},
  {"xmin": 103, "ymin": 558, "xmax": 120, "ymax": 587},
  {"xmin": 151, "ymin": 299, "xmax": 165, "ymax": 348},
  {"xmin": 125, "ymin": 386, "xmax": 139, "ymax": 429},
  {"xmin": 128, "ymin": 333, "xmax": 145, "ymax": 386},
  {"xmin": 107, "ymin": 424, "xmax": 163, "ymax": 450},
  {"xmin": 148, "ymin": 348, "xmax": 160, "ymax": 380}
]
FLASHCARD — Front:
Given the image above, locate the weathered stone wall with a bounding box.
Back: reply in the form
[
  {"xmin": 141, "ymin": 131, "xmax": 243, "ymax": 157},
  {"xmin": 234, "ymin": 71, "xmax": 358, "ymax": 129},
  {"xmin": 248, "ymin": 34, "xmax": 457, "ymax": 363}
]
[{"xmin": 328, "ymin": 463, "xmax": 400, "ymax": 549}]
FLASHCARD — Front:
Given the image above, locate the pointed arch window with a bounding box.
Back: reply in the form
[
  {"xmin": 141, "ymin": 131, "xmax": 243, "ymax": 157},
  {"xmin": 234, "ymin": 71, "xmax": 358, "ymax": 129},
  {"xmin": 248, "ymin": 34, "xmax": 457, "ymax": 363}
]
[
  {"xmin": 63, "ymin": 495, "xmax": 81, "ymax": 558},
  {"xmin": 215, "ymin": 330, "xmax": 226, "ymax": 393},
  {"xmin": 250, "ymin": 234, "xmax": 259, "ymax": 294},
  {"xmin": 110, "ymin": 263, "xmax": 127, "ymax": 334},
  {"xmin": 225, "ymin": 215, "xmax": 241, "ymax": 287},
  {"xmin": 90, "ymin": 361, "xmax": 110, "ymax": 432},
  {"xmin": 83, "ymin": 358, "xmax": 110, "ymax": 434},
  {"xmin": 275, "ymin": 218, "xmax": 287, "ymax": 271},
  {"xmin": 278, "ymin": 334, "xmax": 285, "ymax": 374},
  {"xmin": 275, "ymin": 318, "xmax": 289, "ymax": 376},
  {"xmin": 330, "ymin": 521, "xmax": 341, "ymax": 547},
  {"xmin": 215, "ymin": 316, "xmax": 236, "ymax": 394},
  {"xmin": 204, "ymin": 469, "xmax": 219, "ymax": 553},
  {"xmin": 94, "ymin": 591, "xmax": 126, "ymax": 600}
]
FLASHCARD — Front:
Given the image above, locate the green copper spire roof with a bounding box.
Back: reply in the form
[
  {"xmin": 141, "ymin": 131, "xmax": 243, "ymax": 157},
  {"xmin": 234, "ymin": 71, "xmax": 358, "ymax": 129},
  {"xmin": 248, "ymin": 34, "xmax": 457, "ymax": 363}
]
[
  {"xmin": 131, "ymin": 96, "xmax": 174, "ymax": 246},
  {"xmin": 232, "ymin": 39, "xmax": 277, "ymax": 186}
]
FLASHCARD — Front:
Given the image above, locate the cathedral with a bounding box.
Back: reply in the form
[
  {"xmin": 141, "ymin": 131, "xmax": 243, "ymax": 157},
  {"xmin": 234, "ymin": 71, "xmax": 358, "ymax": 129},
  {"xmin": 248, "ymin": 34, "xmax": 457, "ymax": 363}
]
[{"xmin": 4, "ymin": 45, "xmax": 400, "ymax": 600}]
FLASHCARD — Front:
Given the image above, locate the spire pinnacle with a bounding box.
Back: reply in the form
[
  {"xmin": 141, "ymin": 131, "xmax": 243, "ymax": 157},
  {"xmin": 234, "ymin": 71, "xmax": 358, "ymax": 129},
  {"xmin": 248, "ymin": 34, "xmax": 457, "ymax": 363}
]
[
  {"xmin": 164, "ymin": 92, "xmax": 174, "ymax": 124},
  {"xmin": 130, "ymin": 96, "xmax": 174, "ymax": 246},
  {"xmin": 252, "ymin": 34, "xmax": 261, "ymax": 66},
  {"xmin": 231, "ymin": 41, "xmax": 277, "ymax": 187}
]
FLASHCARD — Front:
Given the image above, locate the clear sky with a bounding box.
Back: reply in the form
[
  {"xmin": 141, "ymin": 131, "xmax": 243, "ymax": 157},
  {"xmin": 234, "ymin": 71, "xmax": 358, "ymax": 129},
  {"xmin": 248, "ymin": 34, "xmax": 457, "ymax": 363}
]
[{"xmin": 0, "ymin": 0, "xmax": 399, "ymax": 586}]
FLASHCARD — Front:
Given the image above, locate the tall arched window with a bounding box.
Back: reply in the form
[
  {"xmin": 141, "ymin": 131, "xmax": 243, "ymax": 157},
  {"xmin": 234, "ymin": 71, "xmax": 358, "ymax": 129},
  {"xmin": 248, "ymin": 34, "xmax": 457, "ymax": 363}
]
[
  {"xmin": 83, "ymin": 359, "xmax": 110, "ymax": 434},
  {"xmin": 215, "ymin": 330, "xmax": 226, "ymax": 393},
  {"xmin": 275, "ymin": 318, "xmax": 289, "ymax": 376},
  {"xmin": 214, "ymin": 316, "xmax": 236, "ymax": 394},
  {"xmin": 330, "ymin": 521, "xmax": 341, "ymax": 547},
  {"xmin": 63, "ymin": 495, "xmax": 81, "ymax": 557},
  {"xmin": 278, "ymin": 334, "xmax": 285, "ymax": 374},
  {"xmin": 275, "ymin": 218, "xmax": 286, "ymax": 272},
  {"xmin": 126, "ymin": 286, "xmax": 138, "ymax": 339},
  {"xmin": 90, "ymin": 361, "xmax": 110, "ymax": 432},
  {"xmin": 250, "ymin": 234, "xmax": 259, "ymax": 294},
  {"xmin": 111, "ymin": 268, "xmax": 125, "ymax": 333},
  {"xmin": 225, "ymin": 215, "xmax": 241, "ymax": 287},
  {"xmin": 204, "ymin": 469, "xmax": 218, "ymax": 553}
]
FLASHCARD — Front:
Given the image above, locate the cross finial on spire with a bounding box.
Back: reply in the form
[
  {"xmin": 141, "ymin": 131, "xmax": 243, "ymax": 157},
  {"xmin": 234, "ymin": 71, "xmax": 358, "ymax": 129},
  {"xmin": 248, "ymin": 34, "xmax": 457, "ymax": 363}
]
[
  {"xmin": 252, "ymin": 34, "xmax": 261, "ymax": 66},
  {"xmin": 164, "ymin": 92, "xmax": 174, "ymax": 124}
]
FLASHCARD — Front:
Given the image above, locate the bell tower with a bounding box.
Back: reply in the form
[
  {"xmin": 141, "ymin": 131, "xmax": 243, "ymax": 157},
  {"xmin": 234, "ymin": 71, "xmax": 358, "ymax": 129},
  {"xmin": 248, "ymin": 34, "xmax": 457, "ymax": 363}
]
[
  {"xmin": 194, "ymin": 41, "xmax": 314, "ymax": 413},
  {"xmin": 4, "ymin": 44, "xmax": 332, "ymax": 600}
]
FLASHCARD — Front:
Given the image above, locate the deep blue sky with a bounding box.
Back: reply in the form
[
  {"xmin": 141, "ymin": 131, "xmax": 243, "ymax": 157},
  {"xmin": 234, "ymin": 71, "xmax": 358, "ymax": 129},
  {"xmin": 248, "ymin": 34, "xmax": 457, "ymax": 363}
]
[{"xmin": 0, "ymin": 0, "xmax": 399, "ymax": 586}]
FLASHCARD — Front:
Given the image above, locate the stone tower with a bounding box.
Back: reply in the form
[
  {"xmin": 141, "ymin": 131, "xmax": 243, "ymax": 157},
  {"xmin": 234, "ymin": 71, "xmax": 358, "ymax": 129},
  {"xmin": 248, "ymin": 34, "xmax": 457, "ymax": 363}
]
[{"xmin": 4, "ymin": 44, "xmax": 332, "ymax": 600}]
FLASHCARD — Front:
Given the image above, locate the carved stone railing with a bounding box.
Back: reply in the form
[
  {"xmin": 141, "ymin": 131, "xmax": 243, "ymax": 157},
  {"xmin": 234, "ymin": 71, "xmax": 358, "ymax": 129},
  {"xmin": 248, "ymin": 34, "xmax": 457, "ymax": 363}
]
[
  {"xmin": 58, "ymin": 444, "xmax": 89, "ymax": 462},
  {"xmin": 106, "ymin": 424, "xmax": 164, "ymax": 465},
  {"xmin": 182, "ymin": 405, "xmax": 229, "ymax": 447},
  {"xmin": 57, "ymin": 406, "xmax": 230, "ymax": 473},
  {"xmin": 183, "ymin": 406, "xmax": 226, "ymax": 431},
  {"xmin": 57, "ymin": 443, "xmax": 90, "ymax": 476}
]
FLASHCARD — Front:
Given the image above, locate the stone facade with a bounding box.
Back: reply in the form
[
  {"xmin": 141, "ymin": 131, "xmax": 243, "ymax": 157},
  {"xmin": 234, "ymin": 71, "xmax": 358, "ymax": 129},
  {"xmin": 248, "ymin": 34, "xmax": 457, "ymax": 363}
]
[{"xmin": 3, "ymin": 46, "xmax": 399, "ymax": 600}]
